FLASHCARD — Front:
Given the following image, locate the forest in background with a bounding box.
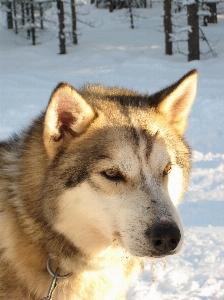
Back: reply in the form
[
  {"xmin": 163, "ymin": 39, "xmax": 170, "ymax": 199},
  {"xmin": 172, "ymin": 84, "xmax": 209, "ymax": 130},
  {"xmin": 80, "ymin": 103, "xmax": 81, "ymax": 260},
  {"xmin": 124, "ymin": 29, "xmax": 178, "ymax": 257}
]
[{"xmin": 1, "ymin": 0, "xmax": 224, "ymax": 60}]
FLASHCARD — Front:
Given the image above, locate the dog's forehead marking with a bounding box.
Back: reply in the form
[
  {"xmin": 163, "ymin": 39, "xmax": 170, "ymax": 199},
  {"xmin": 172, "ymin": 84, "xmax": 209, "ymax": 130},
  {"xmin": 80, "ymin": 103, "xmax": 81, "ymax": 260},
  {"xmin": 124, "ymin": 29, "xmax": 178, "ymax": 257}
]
[
  {"xmin": 126, "ymin": 114, "xmax": 162, "ymax": 176},
  {"xmin": 103, "ymin": 115, "xmax": 149, "ymax": 181},
  {"xmin": 150, "ymin": 138, "xmax": 171, "ymax": 169},
  {"xmin": 112, "ymin": 144, "xmax": 140, "ymax": 177},
  {"xmin": 115, "ymin": 116, "xmax": 183, "ymax": 206}
]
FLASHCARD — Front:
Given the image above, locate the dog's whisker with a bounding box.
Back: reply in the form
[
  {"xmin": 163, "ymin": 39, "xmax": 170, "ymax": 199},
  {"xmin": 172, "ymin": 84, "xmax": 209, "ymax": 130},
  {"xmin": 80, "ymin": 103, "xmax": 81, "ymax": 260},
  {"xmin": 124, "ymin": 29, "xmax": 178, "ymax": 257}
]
[{"xmin": 185, "ymin": 190, "xmax": 196, "ymax": 202}]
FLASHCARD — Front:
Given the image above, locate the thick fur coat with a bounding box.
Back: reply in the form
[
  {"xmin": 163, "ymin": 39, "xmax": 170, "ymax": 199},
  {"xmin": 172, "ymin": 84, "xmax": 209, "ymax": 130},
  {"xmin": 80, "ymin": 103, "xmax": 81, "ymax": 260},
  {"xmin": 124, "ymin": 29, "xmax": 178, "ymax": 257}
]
[{"xmin": 0, "ymin": 70, "xmax": 198, "ymax": 299}]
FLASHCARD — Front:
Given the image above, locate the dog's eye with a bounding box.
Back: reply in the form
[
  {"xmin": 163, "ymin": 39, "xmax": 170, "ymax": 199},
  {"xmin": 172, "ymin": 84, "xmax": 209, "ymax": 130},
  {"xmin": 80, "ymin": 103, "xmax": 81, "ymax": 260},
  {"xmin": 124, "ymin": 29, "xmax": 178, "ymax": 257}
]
[
  {"xmin": 102, "ymin": 168, "xmax": 124, "ymax": 182},
  {"xmin": 163, "ymin": 164, "xmax": 172, "ymax": 176}
]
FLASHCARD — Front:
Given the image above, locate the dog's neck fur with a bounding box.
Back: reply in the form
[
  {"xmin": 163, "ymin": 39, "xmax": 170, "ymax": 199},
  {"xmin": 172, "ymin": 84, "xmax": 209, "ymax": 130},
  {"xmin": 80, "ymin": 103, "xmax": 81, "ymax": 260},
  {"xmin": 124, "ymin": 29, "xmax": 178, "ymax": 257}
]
[
  {"xmin": 1, "ymin": 207, "xmax": 141, "ymax": 299},
  {"xmin": 0, "ymin": 121, "xmax": 142, "ymax": 299}
]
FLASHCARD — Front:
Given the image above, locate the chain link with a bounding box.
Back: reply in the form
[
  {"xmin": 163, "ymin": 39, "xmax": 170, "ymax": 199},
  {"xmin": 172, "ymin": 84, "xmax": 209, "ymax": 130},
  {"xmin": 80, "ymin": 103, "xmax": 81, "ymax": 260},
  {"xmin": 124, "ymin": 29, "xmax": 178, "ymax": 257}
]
[
  {"xmin": 41, "ymin": 258, "xmax": 72, "ymax": 300},
  {"xmin": 41, "ymin": 267, "xmax": 59, "ymax": 300}
]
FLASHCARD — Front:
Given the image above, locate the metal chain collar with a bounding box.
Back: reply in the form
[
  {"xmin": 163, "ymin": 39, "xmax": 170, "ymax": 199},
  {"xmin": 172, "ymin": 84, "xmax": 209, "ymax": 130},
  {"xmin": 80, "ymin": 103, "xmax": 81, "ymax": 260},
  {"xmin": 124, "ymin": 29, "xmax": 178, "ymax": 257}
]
[{"xmin": 41, "ymin": 257, "xmax": 72, "ymax": 300}]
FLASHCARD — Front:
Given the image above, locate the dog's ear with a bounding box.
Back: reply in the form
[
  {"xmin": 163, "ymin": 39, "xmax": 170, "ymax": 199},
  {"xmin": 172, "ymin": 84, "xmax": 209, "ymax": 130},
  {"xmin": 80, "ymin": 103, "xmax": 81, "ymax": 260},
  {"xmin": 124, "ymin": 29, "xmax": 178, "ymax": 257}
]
[
  {"xmin": 43, "ymin": 83, "xmax": 95, "ymax": 158},
  {"xmin": 157, "ymin": 69, "xmax": 198, "ymax": 134}
]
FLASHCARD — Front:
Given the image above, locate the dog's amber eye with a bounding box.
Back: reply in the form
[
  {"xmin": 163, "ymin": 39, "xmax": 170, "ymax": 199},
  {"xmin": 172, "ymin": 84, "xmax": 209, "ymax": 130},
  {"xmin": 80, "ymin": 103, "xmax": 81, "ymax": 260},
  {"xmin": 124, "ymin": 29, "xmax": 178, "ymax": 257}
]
[
  {"xmin": 102, "ymin": 168, "xmax": 124, "ymax": 181},
  {"xmin": 163, "ymin": 164, "xmax": 172, "ymax": 176}
]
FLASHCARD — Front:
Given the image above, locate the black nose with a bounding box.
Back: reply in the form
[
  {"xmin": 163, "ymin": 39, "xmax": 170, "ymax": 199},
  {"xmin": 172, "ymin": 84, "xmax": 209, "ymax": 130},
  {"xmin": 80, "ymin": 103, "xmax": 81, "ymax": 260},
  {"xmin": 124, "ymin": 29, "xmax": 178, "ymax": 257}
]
[{"xmin": 145, "ymin": 223, "xmax": 181, "ymax": 254}]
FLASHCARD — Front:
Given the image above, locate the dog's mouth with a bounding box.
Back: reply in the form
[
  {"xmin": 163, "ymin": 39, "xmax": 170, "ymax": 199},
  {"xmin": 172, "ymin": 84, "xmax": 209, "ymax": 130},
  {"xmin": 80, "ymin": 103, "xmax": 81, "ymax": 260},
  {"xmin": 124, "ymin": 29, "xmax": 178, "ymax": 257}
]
[{"xmin": 149, "ymin": 249, "xmax": 177, "ymax": 258}]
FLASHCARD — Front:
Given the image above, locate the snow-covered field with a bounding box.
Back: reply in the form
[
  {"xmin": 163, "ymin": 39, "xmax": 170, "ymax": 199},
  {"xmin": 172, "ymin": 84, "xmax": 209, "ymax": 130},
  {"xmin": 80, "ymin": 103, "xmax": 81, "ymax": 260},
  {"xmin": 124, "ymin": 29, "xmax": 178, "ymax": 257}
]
[{"xmin": 0, "ymin": 2, "xmax": 224, "ymax": 299}]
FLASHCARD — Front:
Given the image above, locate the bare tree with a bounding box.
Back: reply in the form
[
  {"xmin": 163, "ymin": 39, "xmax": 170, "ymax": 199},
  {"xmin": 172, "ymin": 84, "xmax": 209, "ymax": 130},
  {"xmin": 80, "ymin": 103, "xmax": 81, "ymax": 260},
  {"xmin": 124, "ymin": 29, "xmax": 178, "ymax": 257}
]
[
  {"xmin": 39, "ymin": 3, "xmax": 44, "ymax": 30},
  {"xmin": 109, "ymin": 0, "xmax": 113, "ymax": 13},
  {"xmin": 187, "ymin": 0, "xmax": 199, "ymax": 61},
  {"xmin": 26, "ymin": 3, "xmax": 31, "ymax": 38},
  {"xmin": 128, "ymin": 0, "xmax": 134, "ymax": 29},
  {"xmin": 71, "ymin": 0, "xmax": 78, "ymax": 44},
  {"xmin": 206, "ymin": 2, "xmax": 217, "ymax": 24},
  {"xmin": 57, "ymin": 0, "xmax": 66, "ymax": 54},
  {"xmin": 163, "ymin": 0, "xmax": 172, "ymax": 55},
  {"xmin": 30, "ymin": 0, "xmax": 36, "ymax": 45},
  {"xmin": 12, "ymin": 0, "xmax": 18, "ymax": 34},
  {"xmin": 6, "ymin": 1, "xmax": 13, "ymax": 29},
  {"xmin": 21, "ymin": 2, "xmax": 25, "ymax": 26}
]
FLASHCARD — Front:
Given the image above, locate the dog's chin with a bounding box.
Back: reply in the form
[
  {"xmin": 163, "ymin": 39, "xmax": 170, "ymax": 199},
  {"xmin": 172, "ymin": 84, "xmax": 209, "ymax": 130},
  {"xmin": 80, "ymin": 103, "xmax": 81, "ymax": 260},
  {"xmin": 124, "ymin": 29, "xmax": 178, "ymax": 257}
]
[
  {"xmin": 114, "ymin": 236, "xmax": 152, "ymax": 258},
  {"xmin": 127, "ymin": 248, "xmax": 153, "ymax": 258},
  {"xmin": 124, "ymin": 244, "xmax": 181, "ymax": 259},
  {"xmin": 117, "ymin": 241, "xmax": 149, "ymax": 258},
  {"xmin": 113, "ymin": 233, "xmax": 182, "ymax": 258},
  {"xmin": 127, "ymin": 248, "xmax": 169, "ymax": 258}
]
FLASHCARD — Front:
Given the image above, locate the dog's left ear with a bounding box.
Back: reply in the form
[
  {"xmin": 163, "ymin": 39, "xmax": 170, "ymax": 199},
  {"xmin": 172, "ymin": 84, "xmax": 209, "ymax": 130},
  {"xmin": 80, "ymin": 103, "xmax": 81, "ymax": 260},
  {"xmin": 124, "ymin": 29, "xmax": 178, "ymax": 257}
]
[
  {"xmin": 43, "ymin": 83, "xmax": 95, "ymax": 158},
  {"xmin": 157, "ymin": 69, "xmax": 198, "ymax": 135}
]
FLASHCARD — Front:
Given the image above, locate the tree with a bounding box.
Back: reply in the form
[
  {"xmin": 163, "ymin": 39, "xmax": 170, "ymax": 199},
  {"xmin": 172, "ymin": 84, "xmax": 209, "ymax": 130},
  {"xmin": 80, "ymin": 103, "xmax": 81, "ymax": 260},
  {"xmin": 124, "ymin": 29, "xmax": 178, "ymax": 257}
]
[
  {"xmin": 109, "ymin": 0, "xmax": 113, "ymax": 12},
  {"xmin": 187, "ymin": 0, "xmax": 200, "ymax": 61},
  {"xmin": 6, "ymin": 0, "xmax": 13, "ymax": 29},
  {"xmin": 12, "ymin": 0, "xmax": 18, "ymax": 34},
  {"xmin": 30, "ymin": 0, "xmax": 36, "ymax": 45},
  {"xmin": 163, "ymin": 0, "xmax": 172, "ymax": 55},
  {"xmin": 39, "ymin": 2, "xmax": 44, "ymax": 30},
  {"xmin": 57, "ymin": 0, "xmax": 66, "ymax": 54},
  {"xmin": 26, "ymin": 2, "xmax": 31, "ymax": 38},
  {"xmin": 128, "ymin": 0, "xmax": 134, "ymax": 29},
  {"xmin": 206, "ymin": 2, "xmax": 217, "ymax": 24},
  {"xmin": 21, "ymin": 2, "xmax": 25, "ymax": 26},
  {"xmin": 71, "ymin": 0, "xmax": 78, "ymax": 44}
]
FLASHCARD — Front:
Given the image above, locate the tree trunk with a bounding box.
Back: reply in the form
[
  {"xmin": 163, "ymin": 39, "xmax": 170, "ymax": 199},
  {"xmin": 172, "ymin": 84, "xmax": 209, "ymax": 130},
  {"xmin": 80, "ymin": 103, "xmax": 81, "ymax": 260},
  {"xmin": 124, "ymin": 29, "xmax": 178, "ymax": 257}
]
[
  {"xmin": 6, "ymin": 1, "xmax": 13, "ymax": 29},
  {"xmin": 21, "ymin": 2, "xmax": 25, "ymax": 26},
  {"xmin": 30, "ymin": 0, "xmax": 36, "ymax": 45},
  {"xmin": 71, "ymin": 0, "xmax": 78, "ymax": 44},
  {"xmin": 39, "ymin": 3, "xmax": 44, "ymax": 30},
  {"xmin": 26, "ymin": 3, "xmax": 31, "ymax": 38},
  {"xmin": 164, "ymin": 0, "xmax": 172, "ymax": 55},
  {"xmin": 57, "ymin": 0, "xmax": 66, "ymax": 54},
  {"xmin": 207, "ymin": 2, "xmax": 217, "ymax": 24},
  {"xmin": 109, "ymin": 0, "xmax": 113, "ymax": 13},
  {"xmin": 13, "ymin": 0, "xmax": 18, "ymax": 34},
  {"xmin": 187, "ymin": 1, "xmax": 200, "ymax": 61},
  {"xmin": 128, "ymin": 0, "xmax": 134, "ymax": 29}
]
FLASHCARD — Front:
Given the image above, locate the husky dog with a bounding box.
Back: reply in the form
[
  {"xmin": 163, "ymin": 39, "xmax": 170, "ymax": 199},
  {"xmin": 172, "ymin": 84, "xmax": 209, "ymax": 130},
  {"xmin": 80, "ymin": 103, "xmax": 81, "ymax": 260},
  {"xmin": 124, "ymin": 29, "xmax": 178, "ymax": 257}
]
[{"xmin": 0, "ymin": 70, "xmax": 198, "ymax": 300}]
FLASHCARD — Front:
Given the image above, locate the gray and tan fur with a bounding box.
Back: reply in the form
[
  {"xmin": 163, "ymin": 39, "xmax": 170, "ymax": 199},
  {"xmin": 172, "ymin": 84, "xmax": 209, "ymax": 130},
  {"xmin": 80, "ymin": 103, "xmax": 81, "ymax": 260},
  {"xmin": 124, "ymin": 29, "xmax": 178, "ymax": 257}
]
[{"xmin": 0, "ymin": 70, "xmax": 198, "ymax": 299}]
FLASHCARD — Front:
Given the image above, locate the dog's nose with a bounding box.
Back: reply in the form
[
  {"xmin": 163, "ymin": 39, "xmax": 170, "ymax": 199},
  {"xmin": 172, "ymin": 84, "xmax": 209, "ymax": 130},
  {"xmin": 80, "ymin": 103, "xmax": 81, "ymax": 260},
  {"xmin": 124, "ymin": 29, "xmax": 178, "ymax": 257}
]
[{"xmin": 145, "ymin": 223, "xmax": 181, "ymax": 254}]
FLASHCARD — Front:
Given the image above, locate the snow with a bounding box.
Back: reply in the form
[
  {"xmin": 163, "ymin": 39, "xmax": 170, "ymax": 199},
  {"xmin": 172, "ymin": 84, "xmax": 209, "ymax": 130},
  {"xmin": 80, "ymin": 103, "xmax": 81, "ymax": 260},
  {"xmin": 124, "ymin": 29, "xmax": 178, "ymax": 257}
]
[
  {"xmin": 0, "ymin": 2, "xmax": 224, "ymax": 299},
  {"xmin": 128, "ymin": 227, "xmax": 224, "ymax": 300}
]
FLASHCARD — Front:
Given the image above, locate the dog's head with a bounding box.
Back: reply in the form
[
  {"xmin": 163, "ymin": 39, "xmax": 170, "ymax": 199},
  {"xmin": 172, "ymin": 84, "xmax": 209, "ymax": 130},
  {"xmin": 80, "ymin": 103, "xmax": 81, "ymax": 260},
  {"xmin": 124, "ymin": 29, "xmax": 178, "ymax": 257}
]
[{"xmin": 42, "ymin": 70, "xmax": 197, "ymax": 258}]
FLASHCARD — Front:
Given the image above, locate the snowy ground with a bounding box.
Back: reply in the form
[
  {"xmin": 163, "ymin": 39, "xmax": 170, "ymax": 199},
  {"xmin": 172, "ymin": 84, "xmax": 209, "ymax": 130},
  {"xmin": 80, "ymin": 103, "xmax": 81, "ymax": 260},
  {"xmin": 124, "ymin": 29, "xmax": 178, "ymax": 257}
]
[{"xmin": 0, "ymin": 1, "xmax": 224, "ymax": 299}]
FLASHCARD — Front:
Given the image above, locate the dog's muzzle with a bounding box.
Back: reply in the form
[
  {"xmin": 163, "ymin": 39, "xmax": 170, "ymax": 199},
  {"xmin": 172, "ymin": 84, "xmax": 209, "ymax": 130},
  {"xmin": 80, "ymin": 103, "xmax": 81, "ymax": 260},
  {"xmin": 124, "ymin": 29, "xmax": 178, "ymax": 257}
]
[{"xmin": 145, "ymin": 222, "xmax": 181, "ymax": 256}]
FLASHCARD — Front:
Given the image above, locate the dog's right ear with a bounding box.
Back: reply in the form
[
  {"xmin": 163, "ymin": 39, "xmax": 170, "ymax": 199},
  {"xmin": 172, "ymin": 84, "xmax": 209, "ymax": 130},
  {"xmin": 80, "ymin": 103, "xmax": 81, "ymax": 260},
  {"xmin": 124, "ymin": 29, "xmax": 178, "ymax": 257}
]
[{"xmin": 43, "ymin": 83, "xmax": 95, "ymax": 158}]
